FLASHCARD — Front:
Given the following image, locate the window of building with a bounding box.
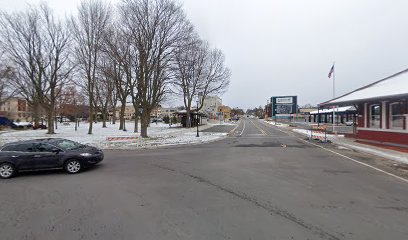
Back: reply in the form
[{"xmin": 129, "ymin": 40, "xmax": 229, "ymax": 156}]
[
  {"xmin": 370, "ymin": 104, "xmax": 380, "ymax": 128},
  {"xmin": 390, "ymin": 102, "xmax": 404, "ymax": 130}
]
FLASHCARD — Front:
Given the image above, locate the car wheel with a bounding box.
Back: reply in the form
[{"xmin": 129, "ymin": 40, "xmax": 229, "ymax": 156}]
[
  {"xmin": 64, "ymin": 159, "xmax": 82, "ymax": 174},
  {"xmin": 0, "ymin": 163, "xmax": 15, "ymax": 179}
]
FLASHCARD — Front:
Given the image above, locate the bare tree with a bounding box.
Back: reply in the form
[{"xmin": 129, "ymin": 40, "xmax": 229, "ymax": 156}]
[
  {"xmin": 0, "ymin": 52, "xmax": 16, "ymax": 106},
  {"xmin": 120, "ymin": 0, "xmax": 192, "ymax": 137},
  {"xmin": 0, "ymin": 6, "xmax": 46, "ymax": 127},
  {"xmin": 172, "ymin": 38, "xmax": 231, "ymax": 127},
  {"xmin": 39, "ymin": 5, "xmax": 73, "ymax": 134},
  {"xmin": 71, "ymin": 0, "xmax": 112, "ymax": 134},
  {"xmin": 101, "ymin": 26, "xmax": 132, "ymax": 131},
  {"xmin": 95, "ymin": 58, "xmax": 115, "ymax": 128},
  {"xmin": 198, "ymin": 48, "xmax": 231, "ymax": 107},
  {"xmin": 0, "ymin": 4, "xmax": 72, "ymax": 134}
]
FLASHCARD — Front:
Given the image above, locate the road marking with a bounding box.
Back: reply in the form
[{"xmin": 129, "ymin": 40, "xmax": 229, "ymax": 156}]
[
  {"xmin": 250, "ymin": 119, "xmax": 267, "ymax": 135},
  {"xmin": 266, "ymin": 124, "xmax": 408, "ymax": 184},
  {"xmin": 229, "ymin": 121, "xmax": 241, "ymax": 135},
  {"xmin": 239, "ymin": 120, "xmax": 246, "ymax": 136}
]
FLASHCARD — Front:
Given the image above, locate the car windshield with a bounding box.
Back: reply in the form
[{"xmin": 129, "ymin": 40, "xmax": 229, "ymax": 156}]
[{"xmin": 52, "ymin": 139, "xmax": 84, "ymax": 150}]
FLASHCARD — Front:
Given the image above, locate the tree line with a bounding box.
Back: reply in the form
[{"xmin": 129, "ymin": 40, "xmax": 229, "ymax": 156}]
[{"xmin": 0, "ymin": 0, "xmax": 230, "ymax": 137}]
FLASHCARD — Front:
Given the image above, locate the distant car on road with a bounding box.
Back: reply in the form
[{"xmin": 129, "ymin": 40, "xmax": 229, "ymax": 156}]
[{"xmin": 0, "ymin": 138, "xmax": 103, "ymax": 179}]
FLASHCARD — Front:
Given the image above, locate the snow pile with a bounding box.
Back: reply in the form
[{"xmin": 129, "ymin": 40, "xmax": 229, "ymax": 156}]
[
  {"xmin": 263, "ymin": 121, "xmax": 289, "ymax": 127},
  {"xmin": 0, "ymin": 121, "xmax": 227, "ymax": 150},
  {"xmin": 292, "ymin": 129, "xmax": 344, "ymax": 139}
]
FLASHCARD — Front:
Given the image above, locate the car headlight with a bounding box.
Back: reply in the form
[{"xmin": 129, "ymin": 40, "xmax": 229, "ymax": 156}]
[{"xmin": 80, "ymin": 153, "xmax": 92, "ymax": 157}]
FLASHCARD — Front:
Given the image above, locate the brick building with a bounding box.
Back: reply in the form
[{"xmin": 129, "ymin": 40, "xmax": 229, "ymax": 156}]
[{"xmin": 321, "ymin": 69, "xmax": 408, "ymax": 146}]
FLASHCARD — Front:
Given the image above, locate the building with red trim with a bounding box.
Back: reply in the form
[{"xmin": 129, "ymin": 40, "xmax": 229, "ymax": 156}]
[{"xmin": 321, "ymin": 69, "xmax": 408, "ymax": 147}]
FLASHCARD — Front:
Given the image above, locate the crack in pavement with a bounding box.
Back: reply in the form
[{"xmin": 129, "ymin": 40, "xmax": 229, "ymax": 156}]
[{"xmin": 152, "ymin": 164, "xmax": 342, "ymax": 240}]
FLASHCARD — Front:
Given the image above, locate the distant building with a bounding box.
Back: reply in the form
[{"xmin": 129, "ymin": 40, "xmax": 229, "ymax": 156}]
[
  {"xmin": 116, "ymin": 105, "xmax": 180, "ymax": 120},
  {"xmin": 265, "ymin": 103, "xmax": 272, "ymax": 118},
  {"xmin": 0, "ymin": 97, "xmax": 32, "ymax": 122},
  {"xmin": 58, "ymin": 104, "xmax": 89, "ymax": 120},
  {"xmin": 218, "ymin": 105, "xmax": 231, "ymax": 121},
  {"xmin": 151, "ymin": 106, "xmax": 179, "ymax": 118},
  {"xmin": 321, "ymin": 69, "xmax": 408, "ymax": 146},
  {"xmin": 200, "ymin": 96, "xmax": 222, "ymax": 119}
]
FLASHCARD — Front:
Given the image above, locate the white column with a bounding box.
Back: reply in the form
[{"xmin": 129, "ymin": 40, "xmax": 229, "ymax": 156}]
[
  {"xmin": 364, "ymin": 103, "xmax": 368, "ymax": 128},
  {"xmin": 381, "ymin": 101, "xmax": 387, "ymax": 129},
  {"xmin": 405, "ymin": 114, "xmax": 408, "ymax": 131}
]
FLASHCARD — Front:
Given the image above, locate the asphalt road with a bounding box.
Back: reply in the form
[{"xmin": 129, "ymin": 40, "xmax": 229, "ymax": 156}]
[{"xmin": 1, "ymin": 118, "xmax": 408, "ymax": 240}]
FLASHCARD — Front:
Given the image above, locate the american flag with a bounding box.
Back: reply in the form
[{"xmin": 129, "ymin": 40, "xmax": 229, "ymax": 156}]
[{"xmin": 328, "ymin": 64, "xmax": 334, "ymax": 78}]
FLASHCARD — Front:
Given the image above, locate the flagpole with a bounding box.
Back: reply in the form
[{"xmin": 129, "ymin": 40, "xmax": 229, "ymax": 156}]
[
  {"xmin": 333, "ymin": 62, "xmax": 335, "ymax": 99},
  {"xmin": 332, "ymin": 62, "xmax": 336, "ymax": 132}
]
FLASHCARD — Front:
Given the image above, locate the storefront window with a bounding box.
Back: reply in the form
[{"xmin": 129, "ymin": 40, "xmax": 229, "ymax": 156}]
[
  {"xmin": 390, "ymin": 102, "xmax": 404, "ymax": 130},
  {"xmin": 370, "ymin": 104, "xmax": 380, "ymax": 128}
]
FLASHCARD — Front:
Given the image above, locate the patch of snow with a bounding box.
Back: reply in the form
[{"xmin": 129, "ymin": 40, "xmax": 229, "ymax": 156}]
[
  {"xmin": 0, "ymin": 121, "xmax": 226, "ymax": 150},
  {"xmin": 292, "ymin": 129, "xmax": 344, "ymax": 139}
]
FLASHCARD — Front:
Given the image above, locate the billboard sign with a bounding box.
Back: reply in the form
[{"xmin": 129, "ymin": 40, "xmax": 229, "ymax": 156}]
[
  {"xmin": 271, "ymin": 96, "xmax": 298, "ymax": 117},
  {"xmin": 276, "ymin": 97, "xmax": 293, "ymax": 104}
]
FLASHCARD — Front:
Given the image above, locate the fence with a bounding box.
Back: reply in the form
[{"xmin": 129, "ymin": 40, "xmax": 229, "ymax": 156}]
[
  {"xmin": 106, "ymin": 136, "xmax": 144, "ymax": 147},
  {"xmin": 106, "ymin": 136, "xmax": 140, "ymax": 141}
]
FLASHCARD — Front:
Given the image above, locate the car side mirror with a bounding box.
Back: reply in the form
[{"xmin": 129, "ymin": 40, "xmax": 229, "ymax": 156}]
[{"xmin": 52, "ymin": 148, "xmax": 61, "ymax": 153}]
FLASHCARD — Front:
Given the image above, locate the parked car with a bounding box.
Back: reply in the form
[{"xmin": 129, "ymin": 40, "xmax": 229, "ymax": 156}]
[
  {"xmin": 33, "ymin": 124, "xmax": 47, "ymax": 130},
  {"xmin": 151, "ymin": 118, "xmax": 163, "ymax": 123},
  {"xmin": 345, "ymin": 120, "xmax": 357, "ymax": 126},
  {"xmin": 11, "ymin": 122, "xmax": 33, "ymax": 129},
  {"xmin": 0, "ymin": 138, "xmax": 104, "ymax": 179}
]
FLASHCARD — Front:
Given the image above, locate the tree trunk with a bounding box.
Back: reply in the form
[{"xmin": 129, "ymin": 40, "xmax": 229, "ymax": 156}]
[
  {"xmin": 134, "ymin": 115, "xmax": 139, "ymax": 133},
  {"xmin": 140, "ymin": 112, "xmax": 149, "ymax": 138},
  {"xmin": 88, "ymin": 101, "xmax": 93, "ymax": 134},
  {"xmin": 32, "ymin": 102, "xmax": 40, "ymax": 127},
  {"xmin": 119, "ymin": 102, "xmax": 126, "ymax": 130},
  {"xmin": 102, "ymin": 108, "xmax": 107, "ymax": 128},
  {"xmin": 186, "ymin": 109, "xmax": 191, "ymax": 128},
  {"xmin": 47, "ymin": 110, "xmax": 55, "ymax": 134},
  {"xmin": 112, "ymin": 107, "xmax": 116, "ymax": 124}
]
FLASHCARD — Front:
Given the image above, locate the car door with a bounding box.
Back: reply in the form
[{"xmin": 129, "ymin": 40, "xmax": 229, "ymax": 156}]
[
  {"xmin": 32, "ymin": 143, "xmax": 61, "ymax": 169},
  {"xmin": 2, "ymin": 143, "xmax": 36, "ymax": 170}
]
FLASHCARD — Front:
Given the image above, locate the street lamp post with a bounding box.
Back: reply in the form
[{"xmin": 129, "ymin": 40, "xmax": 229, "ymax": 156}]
[{"xmin": 196, "ymin": 100, "xmax": 199, "ymax": 137}]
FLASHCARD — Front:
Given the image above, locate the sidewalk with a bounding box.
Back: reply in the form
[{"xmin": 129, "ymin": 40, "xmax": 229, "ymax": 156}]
[
  {"xmin": 290, "ymin": 127, "xmax": 408, "ymax": 164},
  {"xmin": 330, "ymin": 137, "xmax": 408, "ymax": 164}
]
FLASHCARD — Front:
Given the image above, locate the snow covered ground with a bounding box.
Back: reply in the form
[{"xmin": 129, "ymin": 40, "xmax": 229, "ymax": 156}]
[{"xmin": 0, "ymin": 121, "xmax": 230, "ymax": 150}]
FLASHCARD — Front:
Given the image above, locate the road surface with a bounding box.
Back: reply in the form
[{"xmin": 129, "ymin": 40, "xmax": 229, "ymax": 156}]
[{"xmin": 1, "ymin": 118, "xmax": 408, "ymax": 240}]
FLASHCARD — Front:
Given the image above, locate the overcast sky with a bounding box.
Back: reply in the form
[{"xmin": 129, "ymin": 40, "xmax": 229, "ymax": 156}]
[{"xmin": 3, "ymin": 0, "xmax": 408, "ymax": 109}]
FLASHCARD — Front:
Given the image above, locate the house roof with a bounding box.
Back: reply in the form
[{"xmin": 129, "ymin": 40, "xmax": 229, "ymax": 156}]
[
  {"xmin": 310, "ymin": 106, "xmax": 356, "ymax": 115},
  {"xmin": 321, "ymin": 69, "xmax": 408, "ymax": 106}
]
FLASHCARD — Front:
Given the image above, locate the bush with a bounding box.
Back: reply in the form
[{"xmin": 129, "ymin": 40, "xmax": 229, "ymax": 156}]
[
  {"xmin": 163, "ymin": 115, "xmax": 170, "ymax": 124},
  {"xmin": 172, "ymin": 115, "xmax": 178, "ymax": 124}
]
